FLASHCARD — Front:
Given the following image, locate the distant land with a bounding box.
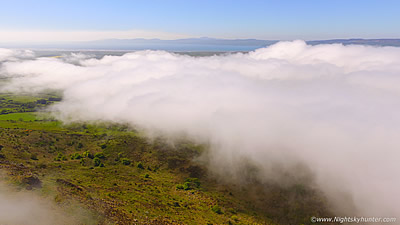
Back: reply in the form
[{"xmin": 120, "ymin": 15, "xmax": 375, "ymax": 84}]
[{"xmin": 1, "ymin": 37, "xmax": 400, "ymax": 51}]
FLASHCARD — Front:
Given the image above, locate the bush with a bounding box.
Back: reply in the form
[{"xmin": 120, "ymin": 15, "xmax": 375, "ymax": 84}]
[
  {"xmin": 137, "ymin": 162, "xmax": 144, "ymax": 169},
  {"xmin": 183, "ymin": 182, "xmax": 192, "ymax": 190},
  {"xmin": 144, "ymin": 174, "xmax": 150, "ymax": 178},
  {"xmin": 70, "ymin": 152, "xmax": 82, "ymax": 160},
  {"xmin": 211, "ymin": 205, "xmax": 223, "ymax": 214},
  {"xmin": 231, "ymin": 215, "xmax": 239, "ymax": 222},
  {"xmin": 100, "ymin": 144, "xmax": 107, "ymax": 149},
  {"xmin": 121, "ymin": 158, "xmax": 131, "ymax": 165},
  {"xmin": 185, "ymin": 178, "xmax": 200, "ymax": 188},
  {"xmin": 176, "ymin": 184, "xmax": 184, "ymax": 190},
  {"xmin": 54, "ymin": 153, "xmax": 67, "ymax": 161},
  {"xmin": 94, "ymin": 152, "xmax": 105, "ymax": 159},
  {"xmin": 83, "ymin": 151, "xmax": 94, "ymax": 159},
  {"xmin": 93, "ymin": 157, "xmax": 101, "ymax": 167}
]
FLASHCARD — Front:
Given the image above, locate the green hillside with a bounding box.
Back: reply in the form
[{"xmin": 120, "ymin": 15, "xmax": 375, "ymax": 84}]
[{"xmin": 0, "ymin": 93, "xmax": 335, "ymax": 225}]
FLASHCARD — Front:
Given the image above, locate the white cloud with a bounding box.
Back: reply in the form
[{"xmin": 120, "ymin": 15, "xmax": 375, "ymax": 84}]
[
  {"xmin": 1, "ymin": 41, "xmax": 400, "ymax": 217},
  {"xmin": 0, "ymin": 48, "xmax": 34, "ymax": 61}
]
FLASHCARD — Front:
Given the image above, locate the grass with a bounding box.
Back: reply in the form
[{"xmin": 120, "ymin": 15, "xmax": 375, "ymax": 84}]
[{"xmin": 0, "ymin": 112, "xmax": 38, "ymax": 121}]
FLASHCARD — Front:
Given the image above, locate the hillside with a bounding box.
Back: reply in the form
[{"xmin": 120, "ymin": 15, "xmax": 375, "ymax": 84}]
[{"xmin": 0, "ymin": 93, "xmax": 335, "ymax": 225}]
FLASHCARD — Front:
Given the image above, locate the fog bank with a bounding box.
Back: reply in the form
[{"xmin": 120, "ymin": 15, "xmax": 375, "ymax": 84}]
[{"xmin": 1, "ymin": 41, "xmax": 400, "ymax": 218}]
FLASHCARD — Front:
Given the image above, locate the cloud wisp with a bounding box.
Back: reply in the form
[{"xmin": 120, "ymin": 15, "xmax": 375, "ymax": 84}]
[{"xmin": 1, "ymin": 41, "xmax": 400, "ymax": 217}]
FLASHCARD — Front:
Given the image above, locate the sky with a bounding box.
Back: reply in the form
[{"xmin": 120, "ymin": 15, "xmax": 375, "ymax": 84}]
[{"xmin": 0, "ymin": 0, "xmax": 399, "ymax": 42}]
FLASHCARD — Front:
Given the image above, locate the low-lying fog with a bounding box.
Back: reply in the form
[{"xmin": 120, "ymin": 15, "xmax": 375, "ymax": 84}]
[{"xmin": 1, "ymin": 40, "xmax": 399, "ymax": 218}]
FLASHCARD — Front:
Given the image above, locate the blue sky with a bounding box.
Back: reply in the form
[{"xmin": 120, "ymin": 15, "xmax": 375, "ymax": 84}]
[{"xmin": 0, "ymin": 0, "xmax": 399, "ymax": 41}]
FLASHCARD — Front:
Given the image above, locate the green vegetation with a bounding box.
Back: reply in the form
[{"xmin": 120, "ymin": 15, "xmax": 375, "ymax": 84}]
[
  {"xmin": 121, "ymin": 158, "xmax": 131, "ymax": 165},
  {"xmin": 70, "ymin": 152, "xmax": 82, "ymax": 160},
  {"xmin": 136, "ymin": 161, "xmax": 144, "ymax": 169},
  {"xmin": 54, "ymin": 152, "xmax": 67, "ymax": 161},
  {"xmin": 211, "ymin": 205, "xmax": 223, "ymax": 214},
  {"xmin": 0, "ymin": 93, "xmax": 335, "ymax": 225}
]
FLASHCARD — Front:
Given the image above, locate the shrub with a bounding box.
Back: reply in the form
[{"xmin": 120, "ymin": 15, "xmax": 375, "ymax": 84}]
[
  {"xmin": 94, "ymin": 152, "xmax": 105, "ymax": 159},
  {"xmin": 71, "ymin": 152, "xmax": 82, "ymax": 160},
  {"xmin": 137, "ymin": 162, "xmax": 144, "ymax": 169},
  {"xmin": 93, "ymin": 157, "xmax": 101, "ymax": 167},
  {"xmin": 231, "ymin": 215, "xmax": 239, "ymax": 222},
  {"xmin": 121, "ymin": 158, "xmax": 131, "ymax": 165},
  {"xmin": 211, "ymin": 205, "xmax": 223, "ymax": 214},
  {"xmin": 100, "ymin": 144, "xmax": 107, "ymax": 149},
  {"xmin": 185, "ymin": 178, "xmax": 200, "ymax": 188},
  {"xmin": 183, "ymin": 182, "xmax": 192, "ymax": 190},
  {"xmin": 54, "ymin": 153, "xmax": 67, "ymax": 161},
  {"xmin": 83, "ymin": 151, "xmax": 94, "ymax": 159},
  {"xmin": 144, "ymin": 174, "xmax": 150, "ymax": 178},
  {"xmin": 176, "ymin": 184, "xmax": 184, "ymax": 190}
]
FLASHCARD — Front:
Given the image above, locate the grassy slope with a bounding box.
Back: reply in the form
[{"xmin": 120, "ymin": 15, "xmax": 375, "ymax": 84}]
[{"xmin": 0, "ymin": 93, "xmax": 336, "ymax": 225}]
